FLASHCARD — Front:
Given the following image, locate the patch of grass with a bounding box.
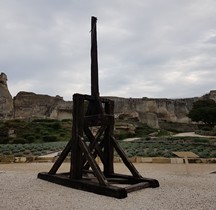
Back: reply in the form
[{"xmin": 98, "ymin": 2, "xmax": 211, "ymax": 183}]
[
  {"xmin": 0, "ymin": 142, "xmax": 67, "ymax": 157},
  {"xmin": 115, "ymin": 135, "xmax": 216, "ymax": 158},
  {"xmin": 192, "ymin": 138, "xmax": 210, "ymax": 143}
]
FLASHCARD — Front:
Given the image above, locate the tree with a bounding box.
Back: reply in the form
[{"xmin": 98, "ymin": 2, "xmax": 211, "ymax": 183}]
[{"xmin": 188, "ymin": 99, "xmax": 216, "ymax": 124}]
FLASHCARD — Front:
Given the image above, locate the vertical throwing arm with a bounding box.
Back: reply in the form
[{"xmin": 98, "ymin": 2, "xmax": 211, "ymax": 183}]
[{"xmin": 91, "ymin": 16, "xmax": 99, "ymax": 97}]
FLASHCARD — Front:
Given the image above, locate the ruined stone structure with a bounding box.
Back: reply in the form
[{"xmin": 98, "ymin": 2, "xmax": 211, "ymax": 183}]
[{"xmin": 0, "ymin": 72, "xmax": 13, "ymax": 119}]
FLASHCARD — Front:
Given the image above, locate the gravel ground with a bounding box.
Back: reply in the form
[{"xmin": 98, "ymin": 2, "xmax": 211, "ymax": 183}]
[{"xmin": 0, "ymin": 163, "xmax": 216, "ymax": 210}]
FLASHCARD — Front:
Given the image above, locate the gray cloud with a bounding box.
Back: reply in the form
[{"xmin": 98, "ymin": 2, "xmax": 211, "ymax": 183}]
[{"xmin": 0, "ymin": 0, "xmax": 216, "ymax": 100}]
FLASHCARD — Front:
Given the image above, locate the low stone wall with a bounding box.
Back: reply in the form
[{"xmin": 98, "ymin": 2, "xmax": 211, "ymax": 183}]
[
  {"xmin": 1, "ymin": 155, "xmax": 216, "ymax": 164},
  {"xmin": 0, "ymin": 155, "xmax": 55, "ymax": 163}
]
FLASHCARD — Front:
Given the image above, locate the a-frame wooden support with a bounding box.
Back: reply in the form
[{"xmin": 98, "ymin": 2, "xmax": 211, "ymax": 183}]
[{"xmin": 38, "ymin": 16, "xmax": 159, "ymax": 199}]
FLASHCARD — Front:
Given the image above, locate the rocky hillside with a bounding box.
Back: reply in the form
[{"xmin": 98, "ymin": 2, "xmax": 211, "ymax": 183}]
[
  {"xmin": 14, "ymin": 91, "xmax": 72, "ymax": 120},
  {"xmin": 108, "ymin": 97, "xmax": 197, "ymax": 128},
  {"xmin": 0, "ymin": 73, "xmax": 13, "ymax": 119},
  {"xmin": 109, "ymin": 91, "xmax": 216, "ymax": 129},
  {"xmin": 1, "ymin": 72, "xmax": 216, "ymax": 129}
]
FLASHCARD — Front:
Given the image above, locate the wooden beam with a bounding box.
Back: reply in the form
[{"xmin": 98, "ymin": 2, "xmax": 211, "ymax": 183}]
[
  {"xmin": 83, "ymin": 126, "xmax": 106, "ymax": 165},
  {"xmin": 38, "ymin": 172, "xmax": 127, "ymax": 199},
  {"xmin": 70, "ymin": 94, "xmax": 85, "ymax": 179},
  {"xmin": 111, "ymin": 136, "xmax": 142, "ymax": 178},
  {"xmin": 125, "ymin": 182, "xmax": 151, "ymax": 193},
  {"xmin": 84, "ymin": 115, "xmax": 113, "ymax": 127},
  {"xmin": 78, "ymin": 136, "xmax": 108, "ymax": 186},
  {"xmin": 91, "ymin": 16, "xmax": 99, "ymax": 97},
  {"xmin": 103, "ymin": 100, "xmax": 115, "ymax": 175},
  {"xmin": 48, "ymin": 140, "xmax": 71, "ymax": 174}
]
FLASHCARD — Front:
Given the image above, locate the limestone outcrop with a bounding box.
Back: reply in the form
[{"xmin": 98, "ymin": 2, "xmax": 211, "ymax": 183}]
[
  {"xmin": 1, "ymin": 72, "xmax": 216, "ymax": 129},
  {"xmin": 108, "ymin": 96, "xmax": 198, "ymax": 128},
  {"xmin": 0, "ymin": 73, "xmax": 13, "ymax": 119},
  {"xmin": 201, "ymin": 90, "xmax": 216, "ymax": 101},
  {"xmin": 14, "ymin": 92, "xmax": 72, "ymax": 120},
  {"xmin": 110, "ymin": 90, "xmax": 216, "ymax": 129}
]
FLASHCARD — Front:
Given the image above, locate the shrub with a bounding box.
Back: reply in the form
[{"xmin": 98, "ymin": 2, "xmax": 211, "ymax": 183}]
[
  {"xmin": 26, "ymin": 135, "xmax": 36, "ymax": 143},
  {"xmin": 192, "ymin": 138, "xmax": 209, "ymax": 143},
  {"xmin": 199, "ymin": 150, "xmax": 210, "ymax": 158},
  {"xmin": 155, "ymin": 150, "xmax": 164, "ymax": 157},
  {"xmin": 3, "ymin": 150, "xmax": 11, "ymax": 155},
  {"xmin": 12, "ymin": 148, "xmax": 21, "ymax": 154},
  {"xmin": 12, "ymin": 138, "xmax": 27, "ymax": 144},
  {"xmin": 0, "ymin": 126, "xmax": 8, "ymax": 138},
  {"xmin": 146, "ymin": 149, "xmax": 156, "ymax": 157},
  {"xmin": 127, "ymin": 152, "xmax": 134, "ymax": 158},
  {"xmin": 14, "ymin": 152, "xmax": 23, "ymax": 157},
  {"xmin": 23, "ymin": 150, "xmax": 31, "ymax": 155},
  {"xmin": 33, "ymin": 151, "xmax": 42, "ymax": 156},
  {"xmin": 136, "ymin": 151, "xmax": 146, "ymax": 157},
  {"xmin": 61, "ymin": 119, "xmax": 72, "ymax": 123},
  {"xmin": 212, "ymin": 126, "xmax": 216, "ymax": 134},
  {"xmin": 188, "ymin": 99, "xmax": 216, "ymax": 124},
  {"xmin": 116, "ymin": 131, "xmax": 134, "ymax": 140},
  {"xmin": 49, "ymin": 122, "xmax": 61, "ymax": 130},
  {"xmin": 43, "ymin": 135, "xmax": 58, "ymax": 142},
  {"xmin": 0, "ymin": 137, "xmax": 10, "ymax": 144},
  {"xmin": 32, "ymin": 119, "xmax": 58, "ymax": 123},
  {"xmin": 210, "ymin": 150, "xmax": 216, "ymax": 158},
  {"xmin": 163, "ymin": 152, "xmax": 173, "ymax": 158},
  {"xmin": 59, "ymin": 132, "xmax": 66, "ymax": 137}
]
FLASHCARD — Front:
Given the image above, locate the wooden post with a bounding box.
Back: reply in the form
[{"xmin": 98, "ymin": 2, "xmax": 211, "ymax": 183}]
[
  {"xmin": 103, "ymin": 100, "xmax": 115, "ymax": 175},
  {"xmin": 70, "ymin": 94, "xmax": 84, "ymax": 179},
  {"xmin": 184, "ymin": 156, "xmax": 190, "ymax": 175},
  {"xmin": 91, "ymin": 16, "xmax": 99, "ymax": 97}
]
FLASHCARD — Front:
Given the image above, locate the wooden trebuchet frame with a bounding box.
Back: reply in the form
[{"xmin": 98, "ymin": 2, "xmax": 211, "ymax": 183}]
[{"xmin": 38, "ymin": 16, "xmax": 159, "ymax": 199}]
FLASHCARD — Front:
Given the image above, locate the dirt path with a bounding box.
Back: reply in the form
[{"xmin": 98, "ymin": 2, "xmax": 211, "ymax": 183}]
[{"xmin": 173, "ymin": 132, "xmax": 216, "ymax": 138}]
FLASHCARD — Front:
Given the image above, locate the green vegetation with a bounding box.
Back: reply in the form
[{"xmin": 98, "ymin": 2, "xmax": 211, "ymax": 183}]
[
  {"xmin": 0, "ymin": 142, "xmax": 66, "ymax": 157},
  {"xmin": 188, "ymin": 99, "xmax": 216, "ymax": 125},
  {"xmin": 0, "ymin": 119, "xmax": 216, "ymax": 158},
  {"xmin": 118, "ymin": 136, "xmax": 216, "ymax": 158},
  {"xmin": 0, "ymin": 119, "xmax": 72, "ymax": 144}
]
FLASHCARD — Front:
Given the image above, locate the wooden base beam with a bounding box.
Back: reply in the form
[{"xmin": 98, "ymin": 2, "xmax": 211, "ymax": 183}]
[
  {"xmin": 38, "ymin": 172, "xmax": 127, "ymax": 199},
  {"xmin": 38, "ymin": 171, "xmax": 159, "ymax": 199}
]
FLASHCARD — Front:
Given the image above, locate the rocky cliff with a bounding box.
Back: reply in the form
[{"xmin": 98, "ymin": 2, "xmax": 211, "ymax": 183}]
[
  {"xmin": 109, "ymin": 90, "xmax": 216, "ymax": 128},
  {"xmin": 108, "ymin": 97, "xmax": 196, "ymax": 128},
  {"xmin": 1, "ymin": 72, "xmax": 216, "ymax": 129},
  {"xmin": 0, "ymin": 73, "xmax": 13, "ymax": 119},
  {"xmin": 14, "ymin": 91, "xmax": 72, "ymax": 120},
  {"xmin": 13, "ymin": 91, "xmax": 215, "ymax": 129}
]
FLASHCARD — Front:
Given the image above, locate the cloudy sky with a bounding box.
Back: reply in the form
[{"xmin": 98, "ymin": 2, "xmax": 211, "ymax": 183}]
[{"xmin": 0, "ymin": 0, "xmax": 216, "ymax": 101}]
